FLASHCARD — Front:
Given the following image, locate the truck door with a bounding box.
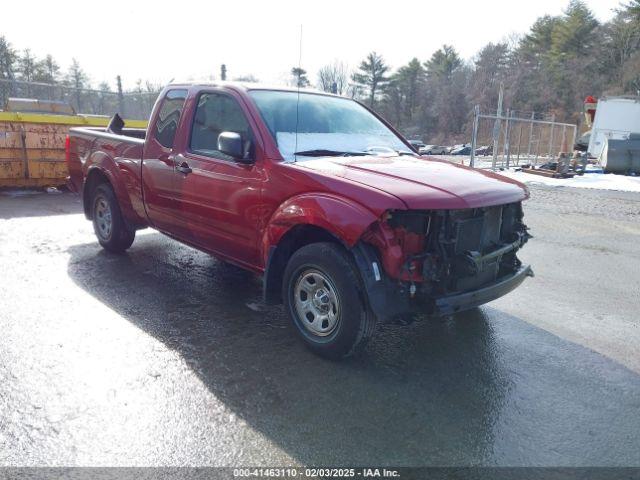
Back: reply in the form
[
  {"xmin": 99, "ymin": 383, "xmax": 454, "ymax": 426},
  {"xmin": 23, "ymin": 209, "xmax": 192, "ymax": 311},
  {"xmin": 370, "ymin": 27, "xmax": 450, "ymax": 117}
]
[
  {"xmin": 172, "ymin": 90, "xmax": 264, "ymax": 267},
  {"xmin": 141, "ymin": 89, "xmax": 188, "ymax": 232}
]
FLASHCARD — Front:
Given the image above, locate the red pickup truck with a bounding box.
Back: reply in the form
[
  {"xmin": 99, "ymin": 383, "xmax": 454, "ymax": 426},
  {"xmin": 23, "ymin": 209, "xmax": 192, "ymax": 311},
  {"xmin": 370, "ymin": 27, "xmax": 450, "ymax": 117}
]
[{"xmin": 67, "ymin": 82, "xmax": 532, "ymax": 358}]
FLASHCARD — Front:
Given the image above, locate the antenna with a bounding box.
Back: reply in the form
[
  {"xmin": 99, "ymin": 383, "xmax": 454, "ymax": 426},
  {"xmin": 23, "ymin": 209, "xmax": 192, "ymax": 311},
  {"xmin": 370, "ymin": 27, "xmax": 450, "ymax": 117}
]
[
  {"xmin": 294, "ymin": 24, "xmax": 302, "ymax": 162},
  {"xmin": 298, "ymin": 24, "xmax": 303, "ymax": 75}
]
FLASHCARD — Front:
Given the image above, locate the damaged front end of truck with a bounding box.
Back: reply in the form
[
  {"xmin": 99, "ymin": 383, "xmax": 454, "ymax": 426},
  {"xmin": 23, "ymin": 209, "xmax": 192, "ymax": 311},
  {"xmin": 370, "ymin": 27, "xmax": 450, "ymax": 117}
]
[{"xmin": 352, "ymin": 202, "xmax": 533, "ymax": 321}]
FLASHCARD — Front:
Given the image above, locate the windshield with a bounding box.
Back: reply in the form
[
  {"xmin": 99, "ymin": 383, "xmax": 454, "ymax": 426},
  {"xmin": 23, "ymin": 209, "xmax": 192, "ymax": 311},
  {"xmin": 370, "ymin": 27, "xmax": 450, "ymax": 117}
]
[{"xmin": 249, "ymin": 90, "xmax": 410, "ymax": 161}]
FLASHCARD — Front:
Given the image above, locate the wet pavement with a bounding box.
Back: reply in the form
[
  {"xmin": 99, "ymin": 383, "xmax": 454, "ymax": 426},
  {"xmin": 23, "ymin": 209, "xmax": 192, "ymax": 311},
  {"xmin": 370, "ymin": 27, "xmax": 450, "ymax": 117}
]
[{"xmin": 1, "ymin": 186, "xmax": 639, "ymax": 466}]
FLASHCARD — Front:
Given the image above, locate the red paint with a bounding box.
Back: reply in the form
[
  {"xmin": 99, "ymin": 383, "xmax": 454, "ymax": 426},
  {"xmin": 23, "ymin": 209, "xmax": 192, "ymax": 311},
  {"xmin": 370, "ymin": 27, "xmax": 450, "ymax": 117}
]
[
  {"xmin": 64, "ymin": 134, "xmax": 71, "ymax": 165},
  {"xmin": 68, "ymin": 83, "xmax": 529, "ymax": 279},
  {"xmin": 584, "ymin": 96, "xmax": 598, "ymax": 125}
]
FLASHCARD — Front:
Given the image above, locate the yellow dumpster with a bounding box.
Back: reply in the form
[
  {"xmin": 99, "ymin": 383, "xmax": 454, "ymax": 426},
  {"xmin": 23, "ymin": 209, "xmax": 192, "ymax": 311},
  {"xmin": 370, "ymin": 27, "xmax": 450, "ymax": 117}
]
[{"xmin": 0, "ymin": 112, "xmax": 147, "ymax": 188}]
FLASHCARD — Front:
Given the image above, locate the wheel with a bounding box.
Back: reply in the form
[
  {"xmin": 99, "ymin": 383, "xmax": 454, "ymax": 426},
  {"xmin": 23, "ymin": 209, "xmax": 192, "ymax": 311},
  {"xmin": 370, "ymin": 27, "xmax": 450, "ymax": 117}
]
[
  {"xmin": 91, "ymin": 183, "xmax": 135, "ymax": 253},
  {"xmin": 282, "ymin": 242, "xmax": 376, "ymax": 359}
]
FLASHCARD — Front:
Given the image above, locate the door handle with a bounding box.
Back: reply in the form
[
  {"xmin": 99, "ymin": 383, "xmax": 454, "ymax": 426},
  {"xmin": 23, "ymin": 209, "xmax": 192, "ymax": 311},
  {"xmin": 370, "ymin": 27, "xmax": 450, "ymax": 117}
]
[{"xmin": 176, "ymin": 161, "xmax": 192, "ymax": 174}]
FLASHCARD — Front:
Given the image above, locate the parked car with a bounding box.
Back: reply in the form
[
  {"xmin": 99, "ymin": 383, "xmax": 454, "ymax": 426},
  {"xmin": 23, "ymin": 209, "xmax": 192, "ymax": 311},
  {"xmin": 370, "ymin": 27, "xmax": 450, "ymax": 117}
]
[
  {"xmin": 409, "ymin": 140, "xmax": 426, "ymax": 151},
  {"xmin": 67, "ymin": 82, "xmax": 532, "ymax": 358},
  {"xmin": 422, "ymin": 145, "xmax": 448, "ymax": 155},
  {"xmin": 475, "ymin": 145, "xmax": 493, "ymax": 156},
  {"xmin": 451, "ymin": 145, "xmax": 472, "ymax": 155}
]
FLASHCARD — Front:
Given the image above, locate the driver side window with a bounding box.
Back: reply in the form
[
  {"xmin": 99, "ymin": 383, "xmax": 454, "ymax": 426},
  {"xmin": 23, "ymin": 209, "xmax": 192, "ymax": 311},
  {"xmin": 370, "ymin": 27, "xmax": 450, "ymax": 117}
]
[{"xmin": 190, "ymin": 92, "xmax": 253, "ymax": 160}]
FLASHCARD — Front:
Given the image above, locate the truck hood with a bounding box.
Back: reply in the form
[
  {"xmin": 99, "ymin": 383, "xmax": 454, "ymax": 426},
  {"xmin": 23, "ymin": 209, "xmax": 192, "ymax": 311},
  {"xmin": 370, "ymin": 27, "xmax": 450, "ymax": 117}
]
[{"xmin": 297, "ymin": 156, "xmax": 529, "ymax": 210}]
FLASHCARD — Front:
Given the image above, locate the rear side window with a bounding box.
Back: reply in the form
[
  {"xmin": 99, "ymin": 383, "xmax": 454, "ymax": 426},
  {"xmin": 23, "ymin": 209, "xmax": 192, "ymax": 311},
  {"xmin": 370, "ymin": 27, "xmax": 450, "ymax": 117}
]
[
  {"xmin": 190, "ymin": 92, "xmax": 253, "ymax": 159},
  {"xmin": 153, "ymin": 89, "xmax": 187, "ymax": 148}
]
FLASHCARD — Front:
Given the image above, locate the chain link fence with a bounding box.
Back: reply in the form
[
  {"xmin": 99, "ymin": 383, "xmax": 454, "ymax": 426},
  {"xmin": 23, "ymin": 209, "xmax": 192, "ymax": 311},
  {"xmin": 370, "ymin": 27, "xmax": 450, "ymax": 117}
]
[
  {"xmin": 0, "ymin": 79, "xmax": 158, "ymax": 120},
  {"xmin": 469, "ymin": 106, "xmax": 577, "ymax": 169}
]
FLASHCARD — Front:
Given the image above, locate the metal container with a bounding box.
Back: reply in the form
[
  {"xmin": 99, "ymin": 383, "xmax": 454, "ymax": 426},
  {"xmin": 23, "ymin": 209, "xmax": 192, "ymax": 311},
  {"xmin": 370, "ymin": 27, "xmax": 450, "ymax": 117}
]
[
  {"xmin": 600, "ymin": 135, "xmax": 640, "ymax": 175},
  {"xmin": 0, "ymin": 112, "xmax": 146, "ymax": 188}
]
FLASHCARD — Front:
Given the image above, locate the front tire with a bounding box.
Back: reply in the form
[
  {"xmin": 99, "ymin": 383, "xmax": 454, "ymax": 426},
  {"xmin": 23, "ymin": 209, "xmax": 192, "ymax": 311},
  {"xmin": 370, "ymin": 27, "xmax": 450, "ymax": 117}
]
[
  {"xmin": 283, "ymin": 242, "xmax": 376, "ymax": 359},
  {"xmin": 91, "ymin": 183, "xmax": 135, "ymax": 253}
]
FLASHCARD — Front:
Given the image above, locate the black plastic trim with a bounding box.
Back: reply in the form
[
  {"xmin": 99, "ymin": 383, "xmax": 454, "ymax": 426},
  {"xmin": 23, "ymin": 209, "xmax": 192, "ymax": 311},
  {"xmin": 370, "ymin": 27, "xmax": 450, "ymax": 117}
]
[{"xmin": 433, "ymin": 265, "xmax": 533, "ymax": 316}]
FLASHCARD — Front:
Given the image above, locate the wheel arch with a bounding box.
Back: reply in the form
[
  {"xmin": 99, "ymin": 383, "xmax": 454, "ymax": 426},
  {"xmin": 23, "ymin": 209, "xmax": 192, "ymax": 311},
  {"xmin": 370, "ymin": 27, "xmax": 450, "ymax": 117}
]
[
  {"xmin": 261, "ymin": 193, "xmax": 379, "ymax": 305},
  {"xmin": 83, "ymin": 167, "xmax": 113, "ymax": 219},
  {"xmin": 263, "ymin": 224, "xmax": 346, "ymax": 305},
  {"xmin": 82, "ymin": 150, "xmax": 139, "ymax": 227}
]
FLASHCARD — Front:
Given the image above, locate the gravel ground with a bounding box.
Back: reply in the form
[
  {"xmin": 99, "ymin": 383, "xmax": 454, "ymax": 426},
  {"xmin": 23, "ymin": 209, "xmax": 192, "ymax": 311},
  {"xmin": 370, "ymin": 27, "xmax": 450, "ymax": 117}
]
[{"xmin": 0, "ymin": 185, "xmax": 639, "ymax": 467}]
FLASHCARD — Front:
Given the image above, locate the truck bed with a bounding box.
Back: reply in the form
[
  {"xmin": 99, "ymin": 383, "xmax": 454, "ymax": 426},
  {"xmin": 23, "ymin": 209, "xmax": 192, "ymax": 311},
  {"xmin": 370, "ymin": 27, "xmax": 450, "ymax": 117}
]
[
  {"xmin": 70, "ymin": 126, "xmax": 147, "ymax": 143},
  {"xmin": 67, "ymin": 126, "xmax": 148, "ymax": 225}
]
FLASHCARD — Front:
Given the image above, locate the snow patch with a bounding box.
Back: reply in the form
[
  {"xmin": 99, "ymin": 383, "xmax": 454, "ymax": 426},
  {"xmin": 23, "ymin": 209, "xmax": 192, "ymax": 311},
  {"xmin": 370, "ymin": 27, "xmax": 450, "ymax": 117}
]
[{"xmin": 496, "ymin": 169, "xmax": 640, "ymax": 193}]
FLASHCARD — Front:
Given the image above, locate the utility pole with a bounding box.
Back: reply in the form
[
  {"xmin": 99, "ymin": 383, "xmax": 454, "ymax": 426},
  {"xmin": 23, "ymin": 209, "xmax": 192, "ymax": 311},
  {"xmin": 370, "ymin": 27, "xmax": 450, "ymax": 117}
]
[
  {"xmin": 504, "ymin": 109, "xmax": 512, "ymax": 168},
  {"xmin": 547, "ymin": 113, "xmax": 556, "ymax": 160},
  {"xmin": 470, "ymin": 105, "xmax": 480, "ymax": 168},
  {"xmin": 491, "ymin": 82, "xmax": 504, "ymax": 170},
  {"xmin": 527, "ymin": 111, "xmax": 535, "ymax": 158},
  {"xmin": 116, "ymin": 75, "xmax": 125, "ymax": 117},
  {"xmin": 516, "ymin": 121, "xmax": 524, "ymax": 165}
]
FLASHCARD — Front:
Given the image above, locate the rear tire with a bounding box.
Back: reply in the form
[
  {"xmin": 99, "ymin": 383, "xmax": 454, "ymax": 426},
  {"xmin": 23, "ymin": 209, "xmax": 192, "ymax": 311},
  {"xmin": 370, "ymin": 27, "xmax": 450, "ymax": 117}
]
[
  {"xmin": 283, "ymin": 242, "xmax": 376, "ymax": 359},
  {"xmin": 91, "ymin": 183, "xmax": 135, "ymax": 253}
]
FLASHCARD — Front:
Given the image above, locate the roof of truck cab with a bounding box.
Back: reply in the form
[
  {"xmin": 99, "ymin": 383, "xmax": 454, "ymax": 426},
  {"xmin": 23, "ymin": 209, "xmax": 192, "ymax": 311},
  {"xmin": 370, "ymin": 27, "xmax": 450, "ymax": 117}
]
[{"xmin": 164, "ymin": 81, "xmax": 342, "ymax": 98}]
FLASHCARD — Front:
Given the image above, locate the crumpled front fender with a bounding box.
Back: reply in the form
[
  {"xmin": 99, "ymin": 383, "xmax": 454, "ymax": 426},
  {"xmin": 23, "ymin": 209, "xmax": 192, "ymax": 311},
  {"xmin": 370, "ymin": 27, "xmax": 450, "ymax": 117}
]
[{"xmin": 261, "ymin": 192, "xmax": 378, "ymax": 266}]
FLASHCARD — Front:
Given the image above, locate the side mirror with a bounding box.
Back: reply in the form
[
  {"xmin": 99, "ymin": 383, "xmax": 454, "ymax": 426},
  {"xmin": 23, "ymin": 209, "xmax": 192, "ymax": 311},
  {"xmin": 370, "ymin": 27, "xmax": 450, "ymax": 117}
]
[{"xmin": 218, "ymin": 131, "xmax": 252, "ymax": 163}]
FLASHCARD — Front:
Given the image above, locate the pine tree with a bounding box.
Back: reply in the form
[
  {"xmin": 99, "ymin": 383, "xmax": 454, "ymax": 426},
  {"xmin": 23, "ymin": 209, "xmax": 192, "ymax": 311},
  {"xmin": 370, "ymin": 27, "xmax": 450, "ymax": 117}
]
[
  {"xmin": 37, "ymin": 54, "xmax": 60, "ymax": 83},
  {"xmin": 351, "ymin": 52, "xmax": 389, "ymax": 107},
  {"xmin": 18, "ymin": 49, "xmax": 38, "ymax": 83},
  {"xmin": 519, "ymin": 16, "xmax": 560, "ymax": 65},
  {"xmin": 0, "ymin": 36, "xmax": 17, "ymax": 80},
  {"xmin": 625, "ymin": 0, "xmax": 640, "ymax": 20},
  {"xmin": 291, "ymin": 67, "xmax": 310, "ymax": 88},
  {"xmin": 0, "ymin": 36, "xmax": 17, "ymax": 105},
  {"xmin": 470, "ymin": 43, "xmax": 510, "ymax": 111},
  {"xmin": 551, "ymin": 0, "xmax": 599, "ymax": 59},
  {"xmin": 424, "ymin": 45, "xmax": 462, "ymax": 79},
  {"xmin": 392, "ymin": 58, "xmax": 425, "ymax": 122},
  {"xmin": 66, "ymin": 58, "xmax": 89, "ymax": 111}
]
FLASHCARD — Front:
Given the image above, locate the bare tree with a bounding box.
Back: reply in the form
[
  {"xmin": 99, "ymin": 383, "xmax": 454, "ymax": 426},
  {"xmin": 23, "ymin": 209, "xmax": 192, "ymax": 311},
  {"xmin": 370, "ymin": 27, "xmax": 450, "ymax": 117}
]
[
  {"xmin": 234, "ymin": 74, "xmax": 259, "ymax": 83},
  {"xmin": 317, "ymin": 61, "xmax": 349, "ymax": 95},
  {"xmin": 622, "ymin": 51, "xmax": 640, "ymax": 94}
]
